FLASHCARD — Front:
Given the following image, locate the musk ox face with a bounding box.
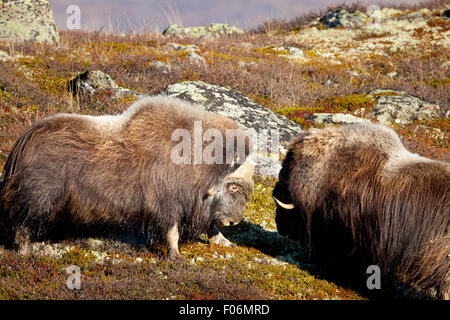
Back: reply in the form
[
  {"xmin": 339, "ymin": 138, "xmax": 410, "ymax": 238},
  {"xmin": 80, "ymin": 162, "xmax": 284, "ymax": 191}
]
[
  {"xmin": 210, "ymin": 177, "xmax": 253, "ymax": 227},
  {"xmin": 207, "ymin": 161, "xmax": 254, "ymax": 227}
]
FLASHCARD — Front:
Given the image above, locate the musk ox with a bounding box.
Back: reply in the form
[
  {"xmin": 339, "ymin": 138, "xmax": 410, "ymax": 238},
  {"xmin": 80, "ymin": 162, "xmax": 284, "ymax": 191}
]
[
  {"xmin": 273, "ymin": 123, "xmax": 449, "ymax": 299},
  {"xmin": 0, "ymin": 96, "xmax": 254, "ymax": 260}
]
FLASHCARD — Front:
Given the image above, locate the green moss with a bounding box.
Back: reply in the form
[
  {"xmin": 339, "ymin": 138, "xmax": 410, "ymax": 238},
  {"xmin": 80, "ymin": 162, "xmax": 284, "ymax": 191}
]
[
  {"xmin": 276, "ymin": 106, "xmax": 325, "ymax": 116},
  {"xmin": 275, "ymin": 107, "xmax": 325, "ymax": 129},
  {"xmin": 255, "ymin": 46, "xmax": 290, "ymax": 56},
  {"xmin": 60, "ymin": 246, "xmax": 99, "ymax": 267},
  {"xmin": 323, "ymin": 94, "xmax": 376, "ymax": 113},
  {"xmin": 370, "ymin": 91, "xmax": 402, "ymax": 97},
  {"xmin": 304, "ymin": 50, "xmax": 318, "ymax": 58},
  {"xmin": 427, "ymin": 78, "xmax": 450, "ymax": 89}
]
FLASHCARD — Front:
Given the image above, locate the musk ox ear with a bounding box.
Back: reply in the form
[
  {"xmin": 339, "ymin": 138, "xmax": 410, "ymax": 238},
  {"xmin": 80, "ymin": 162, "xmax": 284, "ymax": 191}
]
[{"xmin": 273, "ymin": 196, "xmax": 295, "ymax": 210}]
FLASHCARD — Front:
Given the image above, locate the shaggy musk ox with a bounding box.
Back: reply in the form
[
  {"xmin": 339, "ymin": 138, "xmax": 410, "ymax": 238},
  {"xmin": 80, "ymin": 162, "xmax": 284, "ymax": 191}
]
[
  {"xmin": 0, "ymin": 96, "xmax": 254, "ymax": 260},
  {"xmin": 273, "ymin": 123, "xmax": 449, "ymax": 299}
]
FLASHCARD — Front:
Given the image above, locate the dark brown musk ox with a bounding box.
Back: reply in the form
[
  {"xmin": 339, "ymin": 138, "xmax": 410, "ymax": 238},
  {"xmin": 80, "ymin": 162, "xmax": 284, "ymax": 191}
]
[
  {"xmin": 0, "ymin": 96, "xmax": 254, "ymax": 260},
  {"xmin": 272, "ymin": 123, "xmax": 449, "ymax": 299}
]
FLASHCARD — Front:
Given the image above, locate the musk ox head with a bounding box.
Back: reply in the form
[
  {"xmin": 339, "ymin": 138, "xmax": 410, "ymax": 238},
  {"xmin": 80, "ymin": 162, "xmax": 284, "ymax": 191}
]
[{"xmin": 207, "ymin": 161, "xmax": 254, "ymax": 227}]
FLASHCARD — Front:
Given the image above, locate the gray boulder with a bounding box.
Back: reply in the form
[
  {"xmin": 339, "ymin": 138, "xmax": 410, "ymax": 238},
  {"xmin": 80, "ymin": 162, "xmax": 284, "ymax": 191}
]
[
  {"xmin": 366, "ymin": 89, "xmax": 444, "ymax": 125},
  {"xmin": 0, "ymin": 0, "xmax": 59, "ymax": 43},
  {"xmin": 162, "ymin": 23, "xmax": 244, "ymax": 38},
  {"xmin": 319, "ymin": 9, "xmax": 367, "ymax": 28},
  {"xmin": 161, "ymin": 81, "xmax": 303, "ymax": 176}
]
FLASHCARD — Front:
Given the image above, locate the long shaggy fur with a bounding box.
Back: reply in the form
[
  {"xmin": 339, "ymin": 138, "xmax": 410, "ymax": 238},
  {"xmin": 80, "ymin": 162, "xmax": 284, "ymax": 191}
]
[
  {"xmin": 274, "ymin": 123, "xmax": 449, "ymax": 299},
  {"xmin": 0, "ymin": 96, "xmax": 251, "ymax": 251}
]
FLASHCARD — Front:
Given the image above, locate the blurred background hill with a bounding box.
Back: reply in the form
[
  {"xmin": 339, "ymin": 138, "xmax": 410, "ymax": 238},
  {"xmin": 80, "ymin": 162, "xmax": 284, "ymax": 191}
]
[{"xmin": 49, "ymin": 0, "xmax": 426, "ymax": 32}]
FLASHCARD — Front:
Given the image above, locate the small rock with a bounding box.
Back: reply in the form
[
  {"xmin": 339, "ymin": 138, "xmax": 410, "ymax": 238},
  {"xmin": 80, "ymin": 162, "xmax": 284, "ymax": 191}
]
[
  {"xmin": 441, "ymin": 61, "xmax": 450, "ymax": 70},
  {"xmin": 151, "ymin": 60, "xmax": 172, "ymax": 73},
  {"xmin": 187, "ymin": 52, "xmax": 207, "ymax": 67},
  {"xmin": 274, "ymin": 46, "xmax": 304, "ymax": 59},
  {"xmin": 387, "ymin": 71, "xmax": 398, "ymax": 78},
  {"xmin": 238, "ymin": 60, "xmax": 257, "ymax": 68},
  {"xmin": 68, "ymin": 70, "xmax": 137, "ymax": 97},
  {"xmin": 307, "ymin": 113, "xmax": 370, "ymax": 125},
  {"xmin": 0, "ymin": 49, "xmax": 10, "ymax": 62},
  {"xmin": 163, "ymin": 43, "xmax": 200, "ymax": 53}
]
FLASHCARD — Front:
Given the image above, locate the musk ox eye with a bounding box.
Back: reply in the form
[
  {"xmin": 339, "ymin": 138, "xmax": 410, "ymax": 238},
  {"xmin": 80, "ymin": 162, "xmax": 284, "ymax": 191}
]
[{"xmin": 228, "ymin": 184, "xmax": 240, "ymax": 193}]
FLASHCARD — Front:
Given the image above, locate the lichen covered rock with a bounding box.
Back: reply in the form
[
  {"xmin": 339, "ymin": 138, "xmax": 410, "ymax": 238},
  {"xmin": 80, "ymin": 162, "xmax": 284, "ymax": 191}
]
[
  {"xmin": 0, "ymin": 0, "xmax": 59, "ymax": 43},
  {"xmin": 319, "ymin": 9, "xmax": 368, "ymax": 28},
  {"xmin": 162, "ymin": 23, "xmax": 244, "ymax": 38},
  {"xmin": 366, "ymin": 89, "xmax": 445, "ymax": 125},
  {"xmin": 163, "ymin": 43, "xmax": 200, "ymax": 52},
  {"xmin": 307, "ymin": 113, "xmax": 370, "ymax": 125},
  {"xmin": 68, "ymin": 70, "xmax": 137, "ymax": 97},
  {"xmin": 161, "ymin": 81, "xmax": 303, "ymax": 176}
]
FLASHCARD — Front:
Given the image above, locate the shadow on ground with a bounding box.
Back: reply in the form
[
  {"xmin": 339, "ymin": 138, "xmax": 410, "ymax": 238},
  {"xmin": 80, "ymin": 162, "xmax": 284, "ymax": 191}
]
[{"xmin": 221, "ymin": 220, "xmax": 427, "ymax": 300}]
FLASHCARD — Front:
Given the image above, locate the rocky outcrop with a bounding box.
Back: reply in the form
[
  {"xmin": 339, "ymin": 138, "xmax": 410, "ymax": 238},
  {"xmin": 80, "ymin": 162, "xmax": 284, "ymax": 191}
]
[
  {"xmin": 162, "ymin": 23, "xmax": 244, "ymax": 38},
  {"xmin": 68, "ymin": 70, "xmax": 137, "ymax": 97},
  {"xmin": 319, "ymin": 9, "xmax": 368, "ymax": 28},
  {"xmin": 0, "ymin": 0, "xmax": 59, "ymax": 43},
  {"xmin": 365, "ymin": 90, "xmax": 445, "ymax": 125},
  {"xmin": 161, "ymin": 81, "xmax": 303, "ymax": 176}
]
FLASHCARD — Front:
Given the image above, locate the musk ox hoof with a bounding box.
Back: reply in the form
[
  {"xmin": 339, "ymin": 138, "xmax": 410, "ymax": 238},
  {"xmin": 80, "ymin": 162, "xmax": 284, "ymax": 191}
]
[
  {"xmin": 14, "ymin": 227, "xmax": 30, "ymax": 256},
  {"xmin": 209, "ymin": 233, "xmax": 235, "ymax": 248},
  {"xmin": 17, "ymin": 243, "xmax": 30, "ymax": 256},
  {"xmin": 167, "ymin": 251, "xmax": 185, "ymax": 262}
]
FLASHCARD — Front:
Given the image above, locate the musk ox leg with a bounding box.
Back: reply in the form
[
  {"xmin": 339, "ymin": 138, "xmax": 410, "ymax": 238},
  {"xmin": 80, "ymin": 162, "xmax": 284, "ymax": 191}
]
[
  {"xmin": 14, "ymin": 226, "xmax": 31, "ymax": 255},
  {"xmin": 166, "ymin": 224, "xmax": 183, "ymax": 261},
  {"xmin": 207, "ymin": 224, "xmax": 235, "ymax": 248}
]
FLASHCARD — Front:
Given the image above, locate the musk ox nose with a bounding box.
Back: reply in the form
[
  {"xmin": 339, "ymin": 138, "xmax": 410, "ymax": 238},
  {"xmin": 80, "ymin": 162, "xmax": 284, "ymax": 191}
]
[{"xmin": 217, "ymin": 217, "xmax": 241, "ymax": 227}]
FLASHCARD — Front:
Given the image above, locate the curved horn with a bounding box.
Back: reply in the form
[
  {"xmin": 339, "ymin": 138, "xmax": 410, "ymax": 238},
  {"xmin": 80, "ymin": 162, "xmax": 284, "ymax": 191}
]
[
  {"xmin": 207, "ymin": 187, "xmax": 216, "ymax": 197},
  {"xmin": 226, "ymin": 160, "xmax": 254, "ymax": 181},
  {"xmin": 273, "ymin": 196, "xmax": 295, "ymax": 210}
]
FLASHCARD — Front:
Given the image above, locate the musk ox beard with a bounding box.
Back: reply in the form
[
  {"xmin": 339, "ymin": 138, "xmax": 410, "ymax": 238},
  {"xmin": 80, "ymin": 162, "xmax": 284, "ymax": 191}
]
[
  {"xmin": 0, "ymin": 96, "xmax": 254, "ymax": 260},
  {"xmin": 273, "ymin": 123, "xmax": 449, "ymax": 299}
]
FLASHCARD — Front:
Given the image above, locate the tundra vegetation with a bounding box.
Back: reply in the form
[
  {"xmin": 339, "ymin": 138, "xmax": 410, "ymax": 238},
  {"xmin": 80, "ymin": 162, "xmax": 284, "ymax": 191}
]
[{"xmin": 0, "ymin": 0, "xmax": 449, "ymax": 299}]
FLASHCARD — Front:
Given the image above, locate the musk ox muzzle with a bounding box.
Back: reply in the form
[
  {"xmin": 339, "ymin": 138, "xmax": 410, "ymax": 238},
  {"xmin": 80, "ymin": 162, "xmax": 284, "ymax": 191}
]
[
  {"xmin": 273, "ymin": 123, "xmax": 450, "ymax": 299},
  {"xmin": 0, "ymin": 96, "xmax": 255, "ymax": 261}
]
